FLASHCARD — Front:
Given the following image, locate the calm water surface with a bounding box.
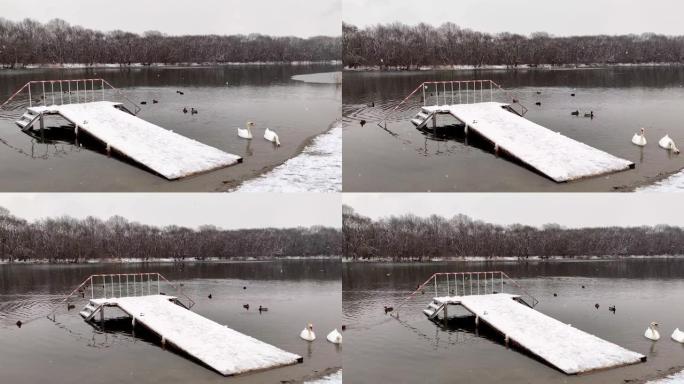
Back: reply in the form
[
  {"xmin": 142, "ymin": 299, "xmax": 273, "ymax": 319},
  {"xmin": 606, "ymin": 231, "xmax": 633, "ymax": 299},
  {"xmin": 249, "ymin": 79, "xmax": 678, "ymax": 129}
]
[
  {"xmin": 343, "ymin": 259, "xmax": 684, "ymax": 384},
  {"xmin": 0, "ymin": 260, "xmax": 341, "ymax": 383},
  {"xmin": 0, "ymin": 64, "xmax": 341, "ymax": 191},
  {"xmin": 343, "ymin": 68, "xmax": 684, "ymax": 191}
]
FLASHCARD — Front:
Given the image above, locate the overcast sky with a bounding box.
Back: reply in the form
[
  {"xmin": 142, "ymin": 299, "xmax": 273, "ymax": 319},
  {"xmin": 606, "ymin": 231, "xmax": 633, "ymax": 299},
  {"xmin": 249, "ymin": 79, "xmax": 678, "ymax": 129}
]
[
  {"xmin": 0, "ymin": 194, "xmax": 341, "ymax": 229},
  {"xmin": 0, "ymin": 0, "xmax": 341, "ymax": 37},
  {"xmin": 344, "ymin": 193, "xmax": 684, "ymax": 228},
  {"xmin": 344, "ymin": 0, "xmax": 684, "ymax": 36}
]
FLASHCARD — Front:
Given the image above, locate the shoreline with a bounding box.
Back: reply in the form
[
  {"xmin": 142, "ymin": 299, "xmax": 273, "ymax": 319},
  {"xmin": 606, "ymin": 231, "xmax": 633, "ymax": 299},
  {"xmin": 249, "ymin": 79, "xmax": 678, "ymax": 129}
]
[
  {"xmin": 342, "ymin": 255, "xmax": 684, "ymax": 263},
  {"xmin": 344, "ymin": 62, "xmax": 684, "ymax": 72},
  {"xmin": 0, "ymin": 255, "xmax": 340, "ymax": 265},
  {"xmin": 1, "ymin": 60, "xmax": 342, "ymax": 71},
  {"xmin": 229, "ymin": 120, "xmax": 342, "ymax": 192}
]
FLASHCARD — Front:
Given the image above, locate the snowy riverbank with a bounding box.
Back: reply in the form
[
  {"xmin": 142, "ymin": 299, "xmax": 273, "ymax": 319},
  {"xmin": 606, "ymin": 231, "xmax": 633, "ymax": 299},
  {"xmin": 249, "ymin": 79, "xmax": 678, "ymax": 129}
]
[
  {"xmin": 636, "ymin": 170, "xmax": 684, "ymax": 192},
  {"xmin": 305, "ymin": 370, "xmax": 342, "ymax": 384},
  {"xmin": 1, "ymin": 60, "xmax": 342, "ymax": 70},
  {"xmin": 646, "ymin": 369, "xmax": 684, "ymax": 384},
  {"xmin": 343, "ymin": 255, "xmax": 684, "ymax": 263},
  {"xmin": 0, "ymin": 256, "xmax": 340, "ymax": 265},
  {"xmin": 345, "ymin": 62, "xmax": 684, "ymax": 72},
  {"xmin": 232, "ymin": 122, "xmax": 342, "ymax": 192}
]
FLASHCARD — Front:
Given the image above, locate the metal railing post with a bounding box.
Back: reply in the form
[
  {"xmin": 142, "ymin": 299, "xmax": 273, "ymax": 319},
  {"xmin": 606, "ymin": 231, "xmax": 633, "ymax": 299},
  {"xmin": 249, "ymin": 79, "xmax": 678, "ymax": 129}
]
[
  {"xmin": 450, "ymin": 82, "xmax": 454, "ymax": 105},
  {"xmin": 42, "ymin": 82, "xmax": 46, "ymax": 106},
  {"xmin": 422, "ymin": 83, "xmax": 426, "ymax": 106},
  {"xmin": 101, "ymin": 80, "xmax": 105, "ymax": 101}
]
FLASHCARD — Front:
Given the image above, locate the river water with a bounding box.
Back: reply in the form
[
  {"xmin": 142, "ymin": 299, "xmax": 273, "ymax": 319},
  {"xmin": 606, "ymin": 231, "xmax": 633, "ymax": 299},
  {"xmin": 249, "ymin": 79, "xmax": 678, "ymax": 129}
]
[
  {"xmin": 0, "ymin": 260, "xmax": 341, "ymax": 384},
  {"xmin": 343, "ymin": 259, "xmax": 684, "ymax": 384},
  {"xmin": 343, "ymin": 67, "xmax": 684, "ymax": 192},
  {"xmin": 0, "ymin": 64, "xmax": 340, "ymax": 191}
]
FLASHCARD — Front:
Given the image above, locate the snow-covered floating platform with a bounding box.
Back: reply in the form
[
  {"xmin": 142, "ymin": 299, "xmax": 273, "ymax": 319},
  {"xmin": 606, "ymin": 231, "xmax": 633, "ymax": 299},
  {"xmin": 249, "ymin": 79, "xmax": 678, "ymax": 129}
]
[
  {"xmin": 416, "ymin": 102, "xmax": 634, "ymax": 182},
  {"xmin": 83, "ymin": 295, "xmax": 302, "ymax": 376},
  {"xmin": 19, "ymin": 101, "xmax": 241, "ymax": 179},
  {"xmin": 426, "ymin": 293, "xmax": 645, "ymax": 374}
]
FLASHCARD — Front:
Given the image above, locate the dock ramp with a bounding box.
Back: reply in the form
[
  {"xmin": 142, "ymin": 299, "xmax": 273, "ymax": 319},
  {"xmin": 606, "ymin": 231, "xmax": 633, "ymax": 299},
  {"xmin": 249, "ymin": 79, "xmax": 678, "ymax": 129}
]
[
  {"xmin": 432, "ymin": 294, "xmax": 645, "ymax": 374},
  {"xmin": 420, "ymin": 102, "xmax": 634, "ymax": 182},
  {"xmin": 1, "ymin": 79, "xmax": 241, "ymax": 179},
  {"xmin": 48, "ymin": 273, "xmax": 301, "ymax": 376},
  {"xmin": 87, "ymin": 295, "xmax": 302, "ymax": 376},
  {"xmin": 25, "ymin": 101, "xmax": 241, "ymax": 179},
  {"xmin": 379, "ymin": 80, "xmax": 633, "ymax": 182},
  {"xmin": 391, "ymin": 272, "xmax": 645, "ymax": 375}
]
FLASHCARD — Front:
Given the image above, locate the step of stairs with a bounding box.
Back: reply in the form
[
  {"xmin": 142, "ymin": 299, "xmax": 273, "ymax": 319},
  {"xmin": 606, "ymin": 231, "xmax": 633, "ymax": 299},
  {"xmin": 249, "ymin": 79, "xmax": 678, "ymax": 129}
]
[
  {"xmin": 79, "ymin": 303, "xmax": 98, "ymax": 319},
  {"xmin": 423, "ymin": 308, "xmax": 436, "ymax": 317}
]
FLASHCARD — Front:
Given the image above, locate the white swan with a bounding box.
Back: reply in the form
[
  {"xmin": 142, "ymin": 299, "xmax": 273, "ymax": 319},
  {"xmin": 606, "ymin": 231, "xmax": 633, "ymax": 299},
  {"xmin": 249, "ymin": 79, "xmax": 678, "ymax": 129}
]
[
  {"xmin": 238, "ymin": 121, "xmax": 254, "ymax": 140},
  {"xmin": 264, "ymin": 128, "xmax": 281, "ymax": 146},
  {"xmin": 645, "ymin": 322, "xmax": 660, "ymax": 341},
  {"xmin": 672, "ymin": 328, "xmax": 684, "ymax": 343},
  {"xmin": 326, "ymin": 328, "xmax": 342, "ymax": 344},
  {"xmin": 300, "ymin": 323, "xmax": 316, "ymax": 342},
  {"xmin": 632, "ymin": 128, "xmax": 647, "ymax": 146},
  {"xmin": 659, "ymin": 134, "xmax": 680, "ymax": 154}
]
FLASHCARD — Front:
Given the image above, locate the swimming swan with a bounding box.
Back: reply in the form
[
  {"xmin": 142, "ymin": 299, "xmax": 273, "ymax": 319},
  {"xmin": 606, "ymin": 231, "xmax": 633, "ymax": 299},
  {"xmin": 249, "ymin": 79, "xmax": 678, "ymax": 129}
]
[
  {"xmin": 645, "ymin": 322, "xmax": 660, "ymax": 341},
  {"xmin": 238, "ymin": 122, "xmax": 254, "ymax": 140},
  {"xmin": 264, "ymin": 128, "xmax": 281, "ymax": 146},
  {"xmin": 326, "ymin": 329, "xmax": 342, "ymax": 344},
  {"xmin": 632, "ymin": 128, "xmax": 647, "ymax": 147},
  {"xmin": 659, "ymin": 134, "xmax": 680, "ymax": 154},
  {"xmin": 300, "ymin": 323, "xmax": 316, "ymax": 342},
  {"xmin": 672, "ymin": 328, "xmax": 684, "ymax": 343}
]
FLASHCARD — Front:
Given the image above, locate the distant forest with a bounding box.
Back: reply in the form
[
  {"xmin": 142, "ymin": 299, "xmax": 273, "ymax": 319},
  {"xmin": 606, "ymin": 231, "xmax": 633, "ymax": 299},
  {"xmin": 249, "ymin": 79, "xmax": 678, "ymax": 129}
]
[
  {"xmin": 343, "ymin": 206, "xmax": 684, "ymax": 260},
  {"xmin": 0, "ymin": 207, "xmax": 342, "ymax": 262},
  {"xmin": 343, "ymin": 22, "xmax": 684, "ymax": 69},
  {"xmin": 0, "ymin": 18, "xmax": 341, "ymax": 68}
]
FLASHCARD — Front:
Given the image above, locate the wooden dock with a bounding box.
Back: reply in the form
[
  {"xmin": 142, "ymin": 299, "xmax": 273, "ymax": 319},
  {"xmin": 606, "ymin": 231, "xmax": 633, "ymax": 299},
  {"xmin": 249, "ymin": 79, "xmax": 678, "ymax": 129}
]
[
  {"xmin": 18, "ymin": 101, "xmax": 241, "ymax": 179},
  {"xmin": 416, "ymin": 102, "xmax": 634, "ymax": 182},
  {"xmin": 82, "ymin": 294, "xmax": 302, "ymax": 376},
  {"xmin": 426, "ymin": 293, "xmax": 645, "ymax": 374}
]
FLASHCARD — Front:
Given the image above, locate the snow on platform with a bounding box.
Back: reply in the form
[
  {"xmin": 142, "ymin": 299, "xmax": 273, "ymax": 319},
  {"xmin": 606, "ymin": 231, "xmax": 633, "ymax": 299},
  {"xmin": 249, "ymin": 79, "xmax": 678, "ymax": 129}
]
[
  {"xmin": 423, "ymin": 102, "xmax": 634, "ymax": 182},
  {"xmin": 91, "ymin": 295, "xmax": 301, "ymax": 376},
  {"xmin": 434, "ymin": 294, "xmax": 645, "ymax": 374},
  {"xmin": 28, "ymin": 102, "xmax": 241, "ymax": 179}
]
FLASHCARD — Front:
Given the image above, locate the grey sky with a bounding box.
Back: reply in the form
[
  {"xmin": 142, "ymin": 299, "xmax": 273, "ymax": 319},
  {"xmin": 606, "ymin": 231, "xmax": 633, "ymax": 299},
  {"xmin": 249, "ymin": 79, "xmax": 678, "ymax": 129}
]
[
  {"xmin": 0, "ymin": 194, "xmax": 341, "ymax": 229},
  {"xmin": 344, "ymin": 193, "xmax": 684, "ymax": 228},
  {"xmin": 0, "ymin": 0, "xmax": 341, "ymax": 37},
  {"xmin": 344, "ymin": 0, "xmax": 684, "ymax": 36}
]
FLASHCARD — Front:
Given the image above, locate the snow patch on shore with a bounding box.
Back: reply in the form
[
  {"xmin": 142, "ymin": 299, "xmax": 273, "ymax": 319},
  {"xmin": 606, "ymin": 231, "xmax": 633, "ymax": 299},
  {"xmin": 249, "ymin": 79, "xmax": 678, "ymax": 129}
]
[
  {"xmin": 636, "ymin": 170, "xmax": 684, "ymax": 192},
  {"xmin": 305, "ymin": 370, "xmax": 342, "ymax": 384},
  {"xmin": 647, "ymin": 370, "xmax": 684, "ymax": 384},
  {"xmin": 233, "ymin": 122, "xmax": 341, "ymax": 192}
]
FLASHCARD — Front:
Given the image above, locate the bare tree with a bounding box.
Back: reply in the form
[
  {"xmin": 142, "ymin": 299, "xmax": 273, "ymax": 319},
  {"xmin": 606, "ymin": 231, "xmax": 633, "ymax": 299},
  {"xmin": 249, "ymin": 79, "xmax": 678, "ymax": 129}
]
[{"xmin": 343, "ymin": 205, "xmax": 684, "ymax": 260}]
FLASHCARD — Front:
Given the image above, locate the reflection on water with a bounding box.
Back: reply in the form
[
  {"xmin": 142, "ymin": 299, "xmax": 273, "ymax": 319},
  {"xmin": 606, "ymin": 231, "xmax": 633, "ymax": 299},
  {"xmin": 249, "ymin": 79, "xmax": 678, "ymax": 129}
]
[
  {"xmin": 0, "ymin": 64, "xmax": 341, "ymax": 191},
  {"xmin": 0, "ymin": 260, "xmax": 341, "ymax": 384},
  {"xmin": 343, "ymin": 67, "xmax": 684, "ymax": 192},
  {"xmin": 343, "ymin": 259, "xmax": 684, "ymax": 384}
]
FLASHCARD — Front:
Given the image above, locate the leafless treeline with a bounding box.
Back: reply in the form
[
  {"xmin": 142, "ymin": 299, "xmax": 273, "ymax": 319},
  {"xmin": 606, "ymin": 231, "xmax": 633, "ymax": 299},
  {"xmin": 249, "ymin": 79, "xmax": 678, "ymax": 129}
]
[
  {"xmin": 343, "ymin": 22, "xmax": 684, "ymax": 68},
  {"xmin": 343, "ymin": 206, "xmax": 684, "ymax": 260},
  {"xmin": 0, "ymin": 18, "xmax": 341, "ymax": 68},
  {"xmin": 0, "ymin": 207, "xmax": 341, "ymax": 262}
]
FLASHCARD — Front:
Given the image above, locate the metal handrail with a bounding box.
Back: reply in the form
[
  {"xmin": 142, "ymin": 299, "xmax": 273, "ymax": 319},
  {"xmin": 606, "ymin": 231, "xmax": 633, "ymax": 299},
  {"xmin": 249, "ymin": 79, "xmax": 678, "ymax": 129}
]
[
  {"xmin": 1, "ymin": 78, "xmax": 140, "ymax": 115},
  {"xmin": 391, "ymin": 271, "xmax": 538, "ymax": 316},
  {"xmin": 47, "ymin": 272, "xmax": 194, "ymax": 321},
  {"xmin": 378, "ymin": 80, "xmax": 528, "ymax": 128}
]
